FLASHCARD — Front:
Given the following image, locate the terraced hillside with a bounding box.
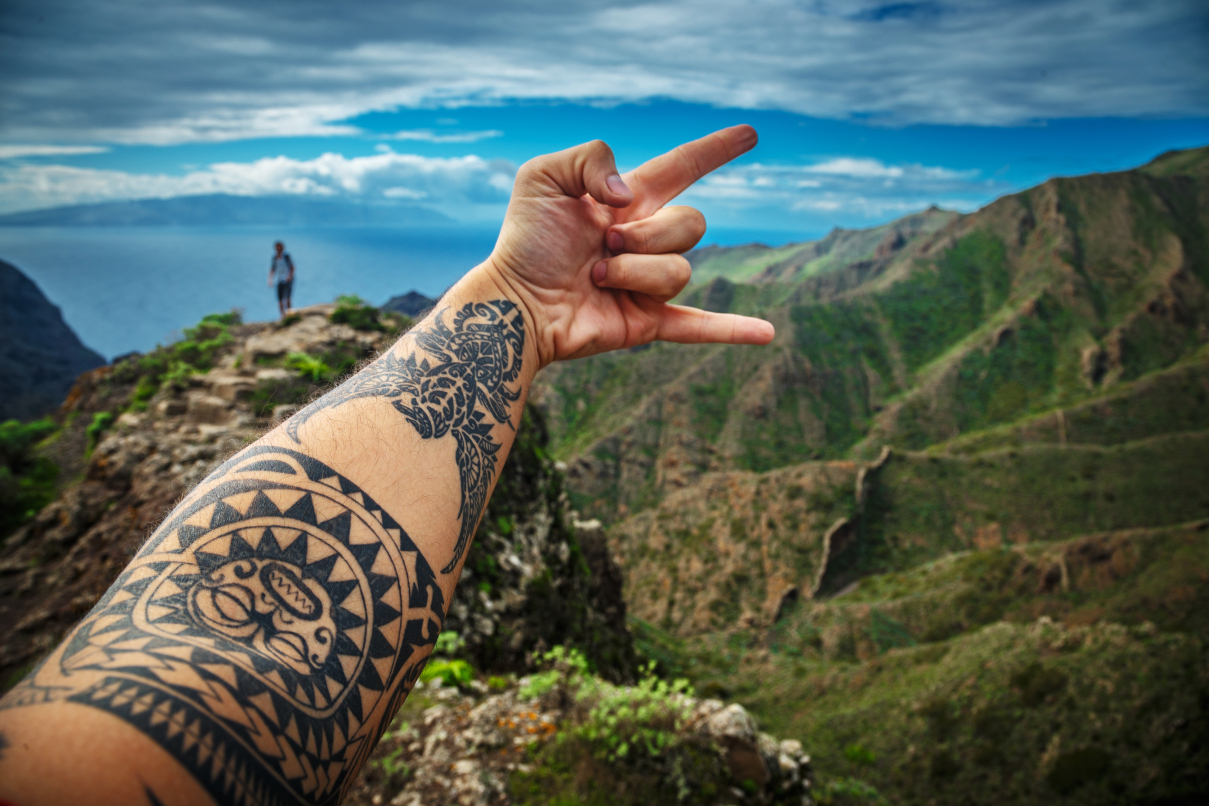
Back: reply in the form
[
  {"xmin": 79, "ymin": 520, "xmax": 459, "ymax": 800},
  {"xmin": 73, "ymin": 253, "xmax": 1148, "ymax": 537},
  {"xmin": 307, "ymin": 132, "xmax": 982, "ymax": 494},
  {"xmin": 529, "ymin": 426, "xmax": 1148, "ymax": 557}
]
[{"xmin": 533, "ymin": 145, "xmax": 1209, "ymax": 803}]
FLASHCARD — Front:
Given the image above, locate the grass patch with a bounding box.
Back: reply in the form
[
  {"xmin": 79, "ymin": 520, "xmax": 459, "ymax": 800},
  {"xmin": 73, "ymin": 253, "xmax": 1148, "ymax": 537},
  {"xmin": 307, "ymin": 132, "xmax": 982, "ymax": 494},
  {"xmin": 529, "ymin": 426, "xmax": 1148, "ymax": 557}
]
[{"xmin": 0, "ymin": 418, "xmax": 60, "ymax": 537}]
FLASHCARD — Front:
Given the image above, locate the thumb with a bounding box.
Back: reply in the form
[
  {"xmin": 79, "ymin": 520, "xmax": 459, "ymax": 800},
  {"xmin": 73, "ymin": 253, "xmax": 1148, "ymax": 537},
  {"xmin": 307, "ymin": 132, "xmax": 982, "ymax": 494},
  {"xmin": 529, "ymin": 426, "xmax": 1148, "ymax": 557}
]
[{"xmin": 521, "ymin": 139, "xmax": 634, "ymax": 208}]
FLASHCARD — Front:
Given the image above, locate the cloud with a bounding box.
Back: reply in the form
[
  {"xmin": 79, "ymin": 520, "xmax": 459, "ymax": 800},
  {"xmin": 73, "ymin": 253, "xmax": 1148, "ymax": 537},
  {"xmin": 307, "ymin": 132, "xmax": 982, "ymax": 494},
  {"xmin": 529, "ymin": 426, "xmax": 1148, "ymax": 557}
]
[
  {"xmin": 683, "ymin": 158, "xmax": 996, "ymax": 219},
  {"xmin": 383, "ymin": 129, "xmax": 504, "ymax": 143},
  {"xmin": 0, "ymin": 149, "xmax": 515, "ymax": 214},
  {"xmin": 0, "ymin": 145, "xmax": 110, "ymax": 158},
  {"xmin": 0, "ymin": 0, "xmax": 1204, "ymax": 145}
]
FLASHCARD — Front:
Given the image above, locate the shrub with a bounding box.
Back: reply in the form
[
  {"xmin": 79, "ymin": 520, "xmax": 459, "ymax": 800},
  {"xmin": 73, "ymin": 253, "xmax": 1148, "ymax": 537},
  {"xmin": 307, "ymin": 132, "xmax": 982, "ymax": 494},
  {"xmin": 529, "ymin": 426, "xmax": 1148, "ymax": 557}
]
[
  {"xmin": 434, "ymin": 630, "xmax": 465, "ymax": 656},
  {"xmin": 160, "ymin": 360, "xmax": 195, "ymax": 390},
  {"xmin": 419, "ymin": 659, "xmax": 474, "ymax": 687},
  {"xmin": 85, "ymin": 411, "xmax": 115, "ymax": 454},
  {"xmin": 285, "ymin": 352, "xmax": 332, "ymax": 383},
  {"xmin": 330, "ymin": 295, "xmax": 385, "ymax": 332},
  {"xmin": 575, "ymin": 661, "xmax": 695, "ymax": 761},
  {"xmin": 525, "ymin": 648, "xmax": 696, "ymax": 763},
  {"xmin": 110, "ymin": 310, "xmax": 240, "ymax": 402},
  {"xmin": 520, "ymin": 645, "xmax": 592, "ymax": 701},
  {"xmin": 0, "ymin": 418, "xmax": 60, "ymax": 536}
]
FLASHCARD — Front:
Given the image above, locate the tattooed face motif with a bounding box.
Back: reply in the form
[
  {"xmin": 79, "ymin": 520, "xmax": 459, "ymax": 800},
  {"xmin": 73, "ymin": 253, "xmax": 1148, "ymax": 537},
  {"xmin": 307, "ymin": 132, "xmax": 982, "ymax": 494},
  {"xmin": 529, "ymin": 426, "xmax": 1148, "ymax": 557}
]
[{"xmin": 187, "ymin": 558, "xmax": 336, "ymax": 675}]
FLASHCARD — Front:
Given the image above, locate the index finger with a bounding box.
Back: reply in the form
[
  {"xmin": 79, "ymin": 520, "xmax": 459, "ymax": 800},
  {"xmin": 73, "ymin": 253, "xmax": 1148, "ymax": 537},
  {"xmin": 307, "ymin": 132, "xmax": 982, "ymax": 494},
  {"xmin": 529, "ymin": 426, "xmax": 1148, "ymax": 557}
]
[
  {"xmin": 625, "ymin": 125, "xmax": 758, "ymax": 216},
  {"xmin": 655, "ymin": 303, "xmax": 775, "ymax": 345}
]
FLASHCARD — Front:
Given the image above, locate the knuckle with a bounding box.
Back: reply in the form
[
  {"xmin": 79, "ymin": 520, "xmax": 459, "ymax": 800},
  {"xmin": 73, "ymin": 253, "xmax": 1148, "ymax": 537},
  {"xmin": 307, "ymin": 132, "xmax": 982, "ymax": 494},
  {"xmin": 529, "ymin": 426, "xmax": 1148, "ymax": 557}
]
[
  {"xmin": 610, "ymin": 255, "xmax": 633, "ymax": 285},
  {"xmin": 632, "ymin": 224, "xmax": 654, "ymax": 254},
  {"xmin": 671, "ymin": 255, "xmax": 692, "ymax": 285},
  {"xmin": 586, "ymin": 139, "xmax": 613, "ymax": 159},
  {"xmin": 517, "ymin": 156, "xmax": 545, "ymax": 181}
]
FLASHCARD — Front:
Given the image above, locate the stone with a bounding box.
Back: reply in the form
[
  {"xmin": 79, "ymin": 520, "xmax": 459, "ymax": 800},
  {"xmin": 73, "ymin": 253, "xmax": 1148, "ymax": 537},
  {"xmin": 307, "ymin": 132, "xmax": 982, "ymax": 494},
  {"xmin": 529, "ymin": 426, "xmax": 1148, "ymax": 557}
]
[
  {"xmin": 703, "ymin": 703, "xmax": 769, "ymax": 787},
  {"xmin": 208, "ymin": 374, "xmax": 255, "ymax": 402},
  {"xmin": 255, "ymin": 367, "xmax": 292, "ymax": 382},
  {"xmin": 156, "ymin": 398, "xmax": 187, "ymax": 417},
  {"xmin": 780, "ymin": 738, "xmax": 804, "ymax": 759},
  {"xmin": 185, "ymin": 393, "xmax": 233, "ymax": 425}
]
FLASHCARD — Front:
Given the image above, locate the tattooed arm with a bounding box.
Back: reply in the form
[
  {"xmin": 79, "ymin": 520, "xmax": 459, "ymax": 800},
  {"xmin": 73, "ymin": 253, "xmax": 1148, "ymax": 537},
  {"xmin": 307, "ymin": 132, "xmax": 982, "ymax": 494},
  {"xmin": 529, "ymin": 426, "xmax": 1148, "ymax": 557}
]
[{"xmin": 0, "ymin": 125, "xmax": 772, "ymax": 806}]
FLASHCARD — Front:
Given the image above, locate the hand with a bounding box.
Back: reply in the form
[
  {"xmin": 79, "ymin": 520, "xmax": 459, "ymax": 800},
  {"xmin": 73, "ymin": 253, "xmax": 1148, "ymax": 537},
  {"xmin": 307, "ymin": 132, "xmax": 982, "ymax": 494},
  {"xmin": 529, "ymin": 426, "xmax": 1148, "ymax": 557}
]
[{"xmin": 483, "ymin": 125, "xmax": 774, "ymax": 368}]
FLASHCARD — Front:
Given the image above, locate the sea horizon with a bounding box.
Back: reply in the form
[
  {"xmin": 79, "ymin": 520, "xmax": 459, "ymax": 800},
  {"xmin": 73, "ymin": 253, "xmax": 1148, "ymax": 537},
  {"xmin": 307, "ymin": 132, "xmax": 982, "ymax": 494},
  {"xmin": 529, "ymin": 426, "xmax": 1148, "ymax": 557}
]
[{"xmin": 0, "ymin": 223, "xmax": 816, "ymax": 361}]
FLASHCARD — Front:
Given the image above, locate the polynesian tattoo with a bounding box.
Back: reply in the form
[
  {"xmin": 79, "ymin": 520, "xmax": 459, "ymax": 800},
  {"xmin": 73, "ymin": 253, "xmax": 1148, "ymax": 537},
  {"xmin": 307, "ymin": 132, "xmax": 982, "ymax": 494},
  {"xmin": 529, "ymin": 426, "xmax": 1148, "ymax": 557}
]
[
  {"xmin": 2, "ymin": 446, "xmax": 444, "ymax": 806},
  {"xmin": 286, "ymin": 300, "xmax": 525, "ymax": 575}
]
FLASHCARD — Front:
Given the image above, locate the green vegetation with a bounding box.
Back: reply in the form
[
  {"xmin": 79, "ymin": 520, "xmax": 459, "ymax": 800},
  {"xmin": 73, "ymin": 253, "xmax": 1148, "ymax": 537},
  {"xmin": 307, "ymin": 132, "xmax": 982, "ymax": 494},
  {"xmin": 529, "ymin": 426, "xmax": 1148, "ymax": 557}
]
[
  {"xmin": 250, "ymin": 342, "xmax": 367, "ymax": 416},
  {"xmin": 878, "ymin": 232, "xmax": 1010, "ymax": 372},
  {"xmin": 0, "ymin": 418, "xmax": 60, "ymax": 537},
  {"xmin": 530, "ymin": 148, "xmax": 1209, "ymax": 804},
  {"xmin": 330, "ymin": 294, "xmax": 386, "ymax": 332},
  {"xmin": 285, "ymin": 351, "xmax": 332, "ymax": 383},
  {"xmin": 419, "ymin": 658, "xmax": 475, "ymax": 687},
  {"xmin": 110, "ymin": 310, "xmax": 242, "ymax": 407},
  {"xmin": 85, "ymin": 411, "xmax": 115, "ymax": 454},
  {"xmin": 511, "ymin": 648, "xmax": 735, "ymax": 806}
]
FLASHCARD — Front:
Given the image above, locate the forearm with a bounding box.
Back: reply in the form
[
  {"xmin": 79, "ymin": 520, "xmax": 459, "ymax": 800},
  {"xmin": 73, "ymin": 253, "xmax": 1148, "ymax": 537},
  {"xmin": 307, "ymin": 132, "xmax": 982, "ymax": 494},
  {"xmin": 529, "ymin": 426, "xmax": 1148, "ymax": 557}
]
[
  {"xmin": 0, "ymin": 265, "xmax": 536, "ymax": 805},
  {"xmin": 0, "ymin": 123, "xmax": 770, "ymax": 806}
]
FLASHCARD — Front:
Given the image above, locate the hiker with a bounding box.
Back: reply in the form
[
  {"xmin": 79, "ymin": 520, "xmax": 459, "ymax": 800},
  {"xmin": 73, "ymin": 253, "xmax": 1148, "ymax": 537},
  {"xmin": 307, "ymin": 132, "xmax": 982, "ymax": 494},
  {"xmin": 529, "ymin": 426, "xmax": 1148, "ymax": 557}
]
[
  {"xmin": 267, "ymin": 240, "xmax": 295, "ymax": 318},
  {"xmin": 0, "ymin": 126, "xmax": 773, "ymax": 806}
]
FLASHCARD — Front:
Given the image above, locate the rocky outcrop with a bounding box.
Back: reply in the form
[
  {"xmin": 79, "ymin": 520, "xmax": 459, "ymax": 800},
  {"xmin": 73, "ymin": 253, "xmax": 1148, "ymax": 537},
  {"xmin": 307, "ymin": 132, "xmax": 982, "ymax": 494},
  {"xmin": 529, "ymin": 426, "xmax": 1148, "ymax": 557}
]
[
  {"xmin": 345, "ymin": 671, "xmax": 813, "ymax": 806},
  {"xmin": 381, "ymin": 290, "xmax": 437, "ymax": 319},
  {"xmin": 0, "ymin": 259, "xmax": 105, "ymax": 421},
  {"xmin": 0, "ymin": 303, "xmax": 633, "ymax": 688}
]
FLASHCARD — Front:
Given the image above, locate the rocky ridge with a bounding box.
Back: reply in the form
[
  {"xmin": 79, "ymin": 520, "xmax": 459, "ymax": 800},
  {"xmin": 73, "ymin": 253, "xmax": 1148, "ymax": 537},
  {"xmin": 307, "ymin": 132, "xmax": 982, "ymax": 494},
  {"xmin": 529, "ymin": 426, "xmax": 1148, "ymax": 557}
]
[
  {"xmin": 346, "ymin": 673, "xmax": 814, "ymax": 806},
  {"xmin": 0, "ymin": 300, "xmax": 821, "ymax": 804}
]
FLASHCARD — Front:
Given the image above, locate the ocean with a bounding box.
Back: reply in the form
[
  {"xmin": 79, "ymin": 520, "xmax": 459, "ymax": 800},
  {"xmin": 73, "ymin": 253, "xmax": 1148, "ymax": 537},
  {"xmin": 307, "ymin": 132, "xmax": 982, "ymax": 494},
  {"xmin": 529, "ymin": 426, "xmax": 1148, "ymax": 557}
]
[{"xmin": 0, "ymin": 224, "xmax": 807, "ymax": 360}]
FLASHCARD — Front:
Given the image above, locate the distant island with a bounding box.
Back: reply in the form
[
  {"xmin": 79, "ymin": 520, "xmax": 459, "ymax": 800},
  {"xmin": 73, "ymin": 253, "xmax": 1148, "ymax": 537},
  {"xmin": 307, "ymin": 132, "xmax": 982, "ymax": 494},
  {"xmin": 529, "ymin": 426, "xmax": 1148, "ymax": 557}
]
[{"xmin": 0, "ymin": 194, "xmax": 454, "ymax": 228}]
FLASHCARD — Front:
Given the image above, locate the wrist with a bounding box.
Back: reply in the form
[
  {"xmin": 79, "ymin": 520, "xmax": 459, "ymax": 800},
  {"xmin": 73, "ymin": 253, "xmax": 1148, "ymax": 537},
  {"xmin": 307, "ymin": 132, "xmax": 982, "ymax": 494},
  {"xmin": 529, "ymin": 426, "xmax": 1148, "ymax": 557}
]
[{"xmin": 460, "ymin": 257, "xmax": 551, "ymax": 373}]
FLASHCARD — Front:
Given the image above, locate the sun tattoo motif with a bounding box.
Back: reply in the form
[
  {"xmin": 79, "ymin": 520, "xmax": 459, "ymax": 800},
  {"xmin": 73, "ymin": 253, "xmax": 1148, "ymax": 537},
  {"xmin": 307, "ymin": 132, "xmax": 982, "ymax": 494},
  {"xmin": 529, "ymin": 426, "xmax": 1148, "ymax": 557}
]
[
  {"xmin": 286, "ymin": 300, "xmax": 525, "ymax": 575},
  {"xmin": 3, "ymin": 447, "xmax": 444, "ymax": 806}
]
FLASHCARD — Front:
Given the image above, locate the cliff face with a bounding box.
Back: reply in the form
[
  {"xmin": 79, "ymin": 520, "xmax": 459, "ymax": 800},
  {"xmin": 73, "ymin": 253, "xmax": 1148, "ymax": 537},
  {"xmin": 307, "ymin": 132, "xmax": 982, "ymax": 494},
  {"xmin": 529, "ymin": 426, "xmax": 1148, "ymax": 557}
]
[{"xmin": 0, "ymin": 259, "xmax": 105, "ymax": 421}]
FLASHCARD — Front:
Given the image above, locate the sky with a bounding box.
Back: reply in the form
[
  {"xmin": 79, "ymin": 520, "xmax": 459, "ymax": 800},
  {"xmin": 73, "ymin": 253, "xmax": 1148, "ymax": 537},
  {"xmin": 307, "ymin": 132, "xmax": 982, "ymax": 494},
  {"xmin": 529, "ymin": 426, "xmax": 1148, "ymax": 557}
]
[{"xmin": 1, "ymin": 0, "xmax": 1207, "ymax": 239}]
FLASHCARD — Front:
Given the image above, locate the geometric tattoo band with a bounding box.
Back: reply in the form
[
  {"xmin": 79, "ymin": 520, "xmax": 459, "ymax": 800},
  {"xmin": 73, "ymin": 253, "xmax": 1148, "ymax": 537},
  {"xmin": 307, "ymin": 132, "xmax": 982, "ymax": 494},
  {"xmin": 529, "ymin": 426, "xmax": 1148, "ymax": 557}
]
[
  {"xmin": 286, "ymin": 300, "xmax": 525, "ymax": 574},
  {"xmin": 2, "ymin": 446, "xmax": 444, "ymax": 805}
]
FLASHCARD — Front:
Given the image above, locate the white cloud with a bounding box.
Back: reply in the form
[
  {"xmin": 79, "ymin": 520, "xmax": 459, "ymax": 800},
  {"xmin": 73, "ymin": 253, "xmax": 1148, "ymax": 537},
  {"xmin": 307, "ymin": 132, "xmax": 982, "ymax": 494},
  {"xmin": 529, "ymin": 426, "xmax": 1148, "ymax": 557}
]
[
  {"xmin": 0, "ymin": 144, "xmax": 110, "ymax": 158},
  {"xmin": 682, "ymin": 157, "xmax": 997, "ymax": 219},
  {"xmin": 0, "ymin": 0, "xmax": 1204, "ymax": 145},
  {"xmin": 384, "ymin": 129, "xmax": 504, "ymax": 143},
  {"xmin": 806, "ymin": 158, "xmax": 904, "ymax": 179},
  {"xmin": 0, "ymin": 149, "xmax": 515, "ymax": 214}
]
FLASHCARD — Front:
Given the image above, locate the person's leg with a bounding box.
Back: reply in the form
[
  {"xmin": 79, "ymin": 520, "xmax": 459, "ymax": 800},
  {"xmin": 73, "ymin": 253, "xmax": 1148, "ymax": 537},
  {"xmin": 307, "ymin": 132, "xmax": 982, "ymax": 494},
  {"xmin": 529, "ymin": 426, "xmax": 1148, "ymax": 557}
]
[
  {"xmin": 276, "ymin": 282, "xmax": 288, "ymax": 318},
  {"xmin": 284, "ymin": 280, "xmax": 292, "ymax": 312}
]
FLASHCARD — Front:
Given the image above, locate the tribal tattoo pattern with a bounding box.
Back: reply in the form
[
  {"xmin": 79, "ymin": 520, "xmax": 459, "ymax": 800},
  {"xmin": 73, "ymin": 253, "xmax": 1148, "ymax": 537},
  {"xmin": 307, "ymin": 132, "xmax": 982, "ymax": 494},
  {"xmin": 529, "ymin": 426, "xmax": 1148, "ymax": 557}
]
[
  {"xmin": 286, "ymin": 300, "xmax": 525, "ymax": 575},
  {"xmin": 2, "ymin": 446, "xmax": 444, "ymax": 806}
]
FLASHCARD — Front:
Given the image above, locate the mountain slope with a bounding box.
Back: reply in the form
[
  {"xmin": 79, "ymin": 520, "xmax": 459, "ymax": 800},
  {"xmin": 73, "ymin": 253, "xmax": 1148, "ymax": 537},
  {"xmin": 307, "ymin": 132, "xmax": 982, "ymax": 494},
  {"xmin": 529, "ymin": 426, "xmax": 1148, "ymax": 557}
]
[
  {"xmin": 533, "ymin": 146, "xmax": 1209, "ymax": 523},
  {"xmin": 0, "ymin": 259, "xmax": 105, "ymax": 420},
  {"xmin": 536, "ymin": 145, "xmax": 1209, "ymax": 804}
]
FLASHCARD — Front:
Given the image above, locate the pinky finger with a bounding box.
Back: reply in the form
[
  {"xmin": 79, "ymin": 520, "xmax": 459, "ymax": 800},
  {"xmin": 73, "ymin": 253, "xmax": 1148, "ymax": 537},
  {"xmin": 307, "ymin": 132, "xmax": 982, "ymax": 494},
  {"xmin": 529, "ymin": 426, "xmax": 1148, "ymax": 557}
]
[{"xmin": 655, "ymin": 304, "xmax": 775, "ymax": 345}]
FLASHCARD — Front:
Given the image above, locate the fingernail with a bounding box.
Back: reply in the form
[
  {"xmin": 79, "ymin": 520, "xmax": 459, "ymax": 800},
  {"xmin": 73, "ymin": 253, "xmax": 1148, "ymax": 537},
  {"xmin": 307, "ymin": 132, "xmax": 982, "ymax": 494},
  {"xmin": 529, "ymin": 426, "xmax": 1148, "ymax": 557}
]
[
  {"xmin": 606, "ymin": 174, "xmax": 632, "ymax": 198},
  {"xmin": 592, "ymin": 260, "xmax": 608, "ymax": 284},
  {"xmin": 607, "ymin": 231, "xmax": 625, "ymax": 252}
]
